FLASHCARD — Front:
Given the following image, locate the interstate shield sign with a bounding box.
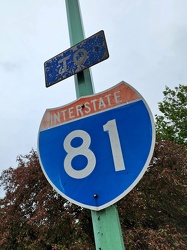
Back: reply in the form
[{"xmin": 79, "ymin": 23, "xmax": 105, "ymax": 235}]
[{"xmin": 38, "ymin": 81, "xmax": 155, "ymax": 211}]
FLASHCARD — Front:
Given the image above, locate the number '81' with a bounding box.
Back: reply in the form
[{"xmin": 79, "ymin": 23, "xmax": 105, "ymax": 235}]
[{"xmin": 63, "ymin": 119, "xmax": 125, "ymax": 179}]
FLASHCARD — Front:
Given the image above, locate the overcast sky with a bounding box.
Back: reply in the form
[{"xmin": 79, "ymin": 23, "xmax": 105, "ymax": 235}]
[{"xmin": 0, "ymin": 0, "xmax": 186, "ymax": 195}]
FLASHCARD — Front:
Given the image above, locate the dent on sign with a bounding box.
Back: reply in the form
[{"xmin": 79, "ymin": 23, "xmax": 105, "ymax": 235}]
[{"xmin": 38, "ymin": 81, "xmax": 155, "ymax": 210}]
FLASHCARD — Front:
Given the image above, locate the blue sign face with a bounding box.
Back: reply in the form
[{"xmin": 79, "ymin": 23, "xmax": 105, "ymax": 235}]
[
  {"xmin": 44, "ymin": 30, "xmax": 109, "ymax": 87},
  {"xmin": 38, "ymin": 82, "xmax": 155, "ymax": 210}
]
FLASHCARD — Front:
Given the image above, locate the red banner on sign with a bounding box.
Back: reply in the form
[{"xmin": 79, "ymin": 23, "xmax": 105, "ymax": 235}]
[{"xmin": 40, "ymin": 81, "xmax": 139, "ymax": 131}]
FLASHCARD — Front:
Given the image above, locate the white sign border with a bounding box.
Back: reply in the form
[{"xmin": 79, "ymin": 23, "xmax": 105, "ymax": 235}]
[{"xmin": 37, "ymin": 81, "xmax": 155, "ymax": 211}]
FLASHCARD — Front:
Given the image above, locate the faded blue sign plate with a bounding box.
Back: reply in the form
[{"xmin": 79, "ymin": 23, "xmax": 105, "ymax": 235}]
[{"xmin": 44, "ymin": 30, "xmax": 109, "ymax": 87}]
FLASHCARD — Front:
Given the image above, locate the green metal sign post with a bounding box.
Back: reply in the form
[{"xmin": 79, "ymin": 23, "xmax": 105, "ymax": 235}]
[
  {"xmin": 65, "ymin": 0, "xmax": 125, "ymax": 249},
  {"xmin": 91, "ymin": 205, "xmax": 125, "ymax": 249},
  {"xmin": 65, "ymin": 0, "xmax": 94, "ymax": 98}
]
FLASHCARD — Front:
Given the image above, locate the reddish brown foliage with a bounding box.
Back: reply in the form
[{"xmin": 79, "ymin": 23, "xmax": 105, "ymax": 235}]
[
  {"xmin": 119, "ymin": 140, "xmax": 187, "ymax": 249},
  {"xmin": 0, "ymin": 150, "xmax": 94, "ymax": 249},
  {"xmin": 0, "ymin": 141, "xmax": 186, "ymax": 249}
]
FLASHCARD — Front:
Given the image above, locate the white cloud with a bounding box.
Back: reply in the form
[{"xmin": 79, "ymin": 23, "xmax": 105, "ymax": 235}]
[{"xmin": 0, "ymin": 0, "xmax": 186, "ymax": 197}]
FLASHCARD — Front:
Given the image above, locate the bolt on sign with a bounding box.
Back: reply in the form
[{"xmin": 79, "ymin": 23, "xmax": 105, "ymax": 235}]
[
  {"xmin": 44, "ymin": 30, "xmax": 109, "ymax": 87},
  {"xmin": 38, "ymin": 81, "xmax": 155, "ymax": 211}
]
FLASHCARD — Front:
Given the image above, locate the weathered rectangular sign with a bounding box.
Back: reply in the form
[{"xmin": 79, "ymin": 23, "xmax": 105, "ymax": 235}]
[{"xmin": 44, "ymin": 30, "xmax": 109, "ymax": 87}]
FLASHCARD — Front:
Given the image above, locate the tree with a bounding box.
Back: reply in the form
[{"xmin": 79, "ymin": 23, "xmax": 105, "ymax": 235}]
[
  {"xmin": 0, "ymin": 150, "xmax": 94, "ymax": 250},
  {"xmin": 0, "ymin": 142, "xmax": 187, "ymax": 249},
  {"xmin": 119, "ymin": 140, "xmax": 187, "ymax": 249},
  {"xmin": 155, "ymin": 84, "xmax": 187, "ymax": 145}
]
